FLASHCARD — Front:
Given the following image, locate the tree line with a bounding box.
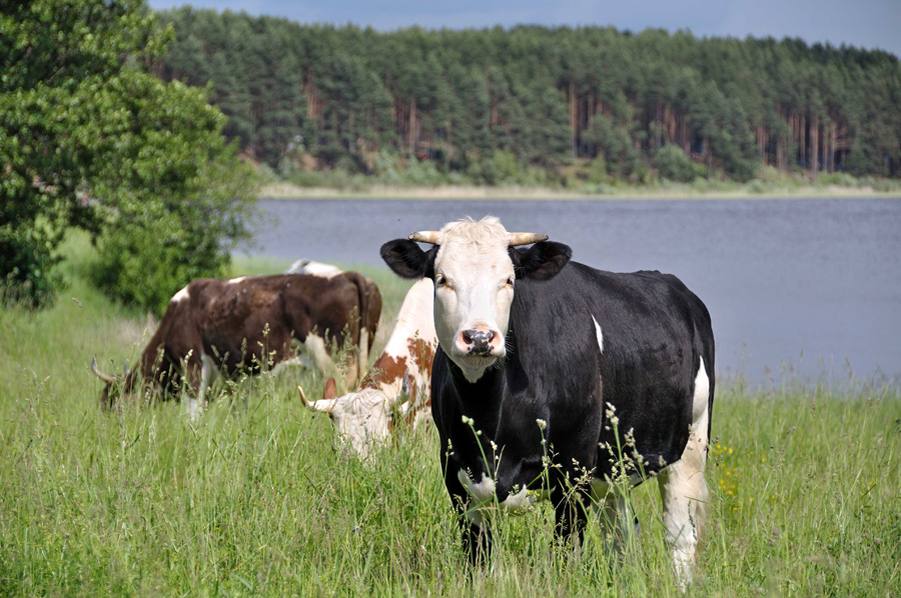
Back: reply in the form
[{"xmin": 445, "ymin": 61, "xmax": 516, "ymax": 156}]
[{"xmin": 154, "ymin": 8, "xmax": 901, "ymax": 183}]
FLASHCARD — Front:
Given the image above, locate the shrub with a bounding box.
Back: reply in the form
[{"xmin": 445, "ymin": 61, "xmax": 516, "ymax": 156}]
[
  {"xmin": 402, "ymin": 158, "xmax": 447, "ymax": 186},
  {"xmin": 587, "ymin": 156, "xmax": 608, "ymax": 184},
  {"xmin": 0, "ymin": 226, "xmax": 64, "ymax": 309},
  {"xmin": 491, "ymin": 150, "xmax": 522, "ymax": 184},
  {"xmin": 815, "ymin": 172, "xmax": 859, "ymax": 187},
  {"xmin": 90, "ymin": 223, "xmax": 224, "ymax": 316},
  {"xmin": 746, "ymin": 179, "xmax": 768, "ymax": 194},
  {"xmin": 654, "ymin": 144, "xmax": 697, "ymax": 183}
]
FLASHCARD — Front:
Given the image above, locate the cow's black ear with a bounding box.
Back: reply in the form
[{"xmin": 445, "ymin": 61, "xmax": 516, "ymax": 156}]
[
  {"xmin": 380, "ymin": 239, "xmax": 436, "ymax": 279},
  {"xmin": 511, "ymin": 241, "xmax": 571, "ymax": 280}
]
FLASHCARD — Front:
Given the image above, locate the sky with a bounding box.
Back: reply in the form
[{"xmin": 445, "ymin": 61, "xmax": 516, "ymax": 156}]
[{"xmin": 146, "ymin": 0, "xmax": 901, "ymax": 59}]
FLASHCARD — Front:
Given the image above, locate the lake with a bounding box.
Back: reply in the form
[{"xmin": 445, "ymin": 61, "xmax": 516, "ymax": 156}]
[{"xmin": 241, "ymin": 197, "xmax": 901, "ymax": 388}]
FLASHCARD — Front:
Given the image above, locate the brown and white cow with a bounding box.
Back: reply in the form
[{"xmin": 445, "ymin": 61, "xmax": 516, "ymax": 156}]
[
  {"xmin": 299, "ymin": 278, "xmax": 437, "ymax": 458},
  {"xmin": 91, "ymin": 272, "xmax": 382, "ymax": 418}
]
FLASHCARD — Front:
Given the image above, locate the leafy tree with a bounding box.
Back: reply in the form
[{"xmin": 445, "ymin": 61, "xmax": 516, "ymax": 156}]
[
  {"xmin": 583, "ymin": 106, "xmax": 643, "ymax": 179},
  {"xmin": 714, "ymin": 97, "xmax": 760, "ymax": 182},
  {"xmin": 441, "ymin": 63, "xmax": 491, "ymax": 169},
  {"xmin": 517, "ymin": 85, "xmax": 571, "ymax": 166},
  {"xmin": 0, "ymin": 0, "xmax": 257, "ymax": 311}
]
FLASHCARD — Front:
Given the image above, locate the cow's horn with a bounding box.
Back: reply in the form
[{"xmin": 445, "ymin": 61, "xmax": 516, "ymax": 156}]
[
  {"xmin": 297, "ymin": 385, "xmax": 312, "ymax": 407},
  {"xmin": 508, "ymin": 232, "xmax": 548, "ymax": 246},
  {"xmin": 297, "ymin": 385, "xmax": 336, "ymax": 414},
  {"xmin": 90, "ymin": 356, "xmax": 115, "ymax": 384},
  {"xmin": 409, "ymin": 231, "xmax": 440, "ymax": 245}
]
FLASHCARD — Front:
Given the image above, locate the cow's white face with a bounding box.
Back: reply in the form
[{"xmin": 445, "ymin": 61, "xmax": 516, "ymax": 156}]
[
  {"xmin": 311, "ymin": 388, "xmax": 393, "ymax": 459},
  {"xmin": 432, "ymin": 219, "xmax": 515, "ymax": 382},
  {"xmin": 381, "ymin": 216, "xmax": 570, "ymax": 384}
]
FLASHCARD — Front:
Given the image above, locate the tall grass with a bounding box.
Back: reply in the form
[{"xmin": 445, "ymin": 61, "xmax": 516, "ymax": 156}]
[{"xmin": 1, "ymin": 236, "xmax": 898, "ymax": 596}]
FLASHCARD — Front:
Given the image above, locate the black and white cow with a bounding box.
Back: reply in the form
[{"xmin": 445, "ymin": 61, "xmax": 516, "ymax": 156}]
[{"xmin": 381, "ymin": 216, "xmax": 715, "ymax": 587}]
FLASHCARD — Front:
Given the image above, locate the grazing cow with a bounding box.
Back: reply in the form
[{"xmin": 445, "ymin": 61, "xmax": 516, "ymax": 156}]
[
  {"xmin": 91, "ymin": 272, "xmax": 382, "ymax": 417},
  {"xmin": 381, "ymin": 217, "xmax": 714, "ymax": 588},
  {"xmin": 282, "ymin": 260, "xmax": 379, "ymax": 376},
  {"xmin": 299, "ymin": 278, "xmax": 437, "ymax": 458}
]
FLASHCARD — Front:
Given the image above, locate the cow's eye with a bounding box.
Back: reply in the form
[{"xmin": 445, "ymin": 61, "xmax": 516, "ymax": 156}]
[
  {"xmin": 436, "ymin": 274, "xmax": 448, "ymax": 288},
  {"xmin": 506, "ymin": 277, "xmax": 515, "ymax": 287}
]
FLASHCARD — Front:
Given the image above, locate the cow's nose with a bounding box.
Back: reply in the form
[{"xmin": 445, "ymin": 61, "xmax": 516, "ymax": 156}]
[{"xmin": 462, "ymin": 329, "xmax": 496, "ymax": 355}]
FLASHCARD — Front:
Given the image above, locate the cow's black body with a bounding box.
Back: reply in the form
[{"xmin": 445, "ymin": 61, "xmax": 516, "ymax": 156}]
[{"xmin": 434, "ymin": 260, "xmax": 714, "ymax": 504}]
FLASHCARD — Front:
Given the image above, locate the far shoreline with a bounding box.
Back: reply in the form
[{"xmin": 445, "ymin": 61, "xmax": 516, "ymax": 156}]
[{"xmin": 259, "ymin": 181, "xmax": 901, "ymax": 201}]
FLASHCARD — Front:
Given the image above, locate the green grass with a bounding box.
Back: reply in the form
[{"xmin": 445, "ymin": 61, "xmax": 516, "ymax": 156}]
[{"xmin": 1, "ymin": 237, "xmax": 899, "ymax": 596}]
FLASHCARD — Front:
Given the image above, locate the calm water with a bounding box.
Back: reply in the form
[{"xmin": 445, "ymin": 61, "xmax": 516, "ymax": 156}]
[{"xmin": 241, "ymin": 197, "xmax": 901, "ymax": 386}]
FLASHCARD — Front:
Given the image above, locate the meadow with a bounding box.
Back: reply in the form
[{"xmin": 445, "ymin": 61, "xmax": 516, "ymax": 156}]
[{"xmin": 0, "ymin": 237, "xmax": 898, "ymax": 597}]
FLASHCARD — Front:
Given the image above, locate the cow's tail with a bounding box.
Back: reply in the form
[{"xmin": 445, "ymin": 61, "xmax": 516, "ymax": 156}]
[{"xmin": 344, "ymin": 272, "xmax": 383, "ymax": 383}]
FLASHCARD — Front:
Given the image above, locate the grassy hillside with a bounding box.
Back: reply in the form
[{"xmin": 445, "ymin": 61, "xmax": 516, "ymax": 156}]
[{"xmin": 0, "ymin": 236, "xmax": 898, "ymax": 596}]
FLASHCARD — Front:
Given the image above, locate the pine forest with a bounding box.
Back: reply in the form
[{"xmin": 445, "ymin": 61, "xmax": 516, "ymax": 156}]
[{"xmin": 154, "ymin": 8, "xmax": 901, "ymax": 185}]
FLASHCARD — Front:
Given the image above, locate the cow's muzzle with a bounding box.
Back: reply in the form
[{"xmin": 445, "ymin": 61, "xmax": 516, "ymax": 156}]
[{"xmin": 462, "ymin": 329, "xmax": 496, "ymax": 356}]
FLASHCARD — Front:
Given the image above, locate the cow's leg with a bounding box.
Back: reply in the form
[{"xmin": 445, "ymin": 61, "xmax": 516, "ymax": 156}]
[
  {"xmin": 444, "ymin": 461, "xmax": 492, "ymax": 567},
  {"xmin": 657, "ymin": 453, "xmax": 708, "ymax": 589},
  {"xmin": 595, "ymin": 486, "xmax": 640, "ymax": 561},
  {"xmin": 552, "ymin": 480, "xmax": 591, "ymax": 557},
  {"xmin": 342, "ymin": 351, "xmax": 359, "ymax": 391},
  {"xmin": 657, "ymin": 359, "xmax": 711, "ymax": 589},
  {"xmin": 356, "ymin": 326, "xmax": 371, "ymax": 385},
  {"xmin": 298, "ymin": 334, "xmax": 345, "ymax": 389},
  {"xmin": 458, "ymin": 501, "xmax": 492, "ymax": 568},
  {"xmin": 198, "ymin": 353, "xmax": 218, "ymax": 403},
  {"xmin": 590, "ymin": 475, "xmax": 639, "ymax": 563},
  {"xmin": 184, "ymin": 353, "xmax": 216, "ymax": 421}
]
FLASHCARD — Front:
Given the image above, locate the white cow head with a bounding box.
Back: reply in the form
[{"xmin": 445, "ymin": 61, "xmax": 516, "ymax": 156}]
[
  {"xmin": 299, "ymin": 378, "xmax": 406, "ymax": 459},
  {"xmin": 381, "ymin": 217, "xmax": 571, "ymax": 383}
]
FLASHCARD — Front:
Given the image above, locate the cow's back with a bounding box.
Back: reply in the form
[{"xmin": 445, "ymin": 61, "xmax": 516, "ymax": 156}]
[
  {"xmin": 192, "ymin": 276, "xmax": 288, "ymax": 370},
  {"xmin": 194, "ymin": 274, "xmax": 374, "ymax": 372}
]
